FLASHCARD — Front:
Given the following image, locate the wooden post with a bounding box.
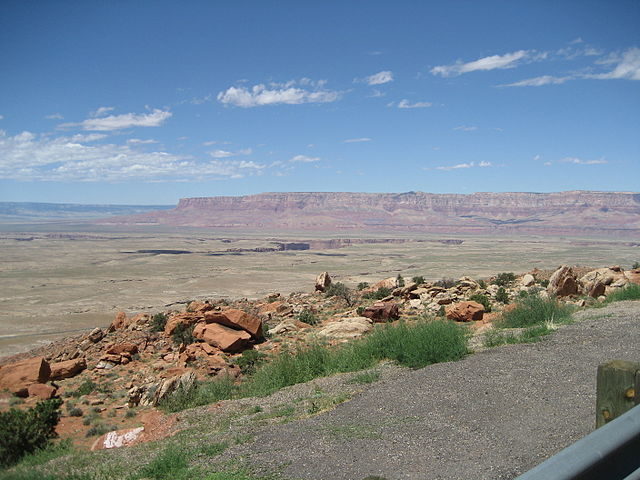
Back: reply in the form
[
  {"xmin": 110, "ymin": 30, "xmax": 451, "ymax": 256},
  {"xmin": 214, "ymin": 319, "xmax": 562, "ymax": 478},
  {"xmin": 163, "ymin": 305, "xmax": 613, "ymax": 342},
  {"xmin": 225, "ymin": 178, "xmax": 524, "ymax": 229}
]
[{"xmin": 596, "ymin": 360, "xmax": 640, "ymax": 428}]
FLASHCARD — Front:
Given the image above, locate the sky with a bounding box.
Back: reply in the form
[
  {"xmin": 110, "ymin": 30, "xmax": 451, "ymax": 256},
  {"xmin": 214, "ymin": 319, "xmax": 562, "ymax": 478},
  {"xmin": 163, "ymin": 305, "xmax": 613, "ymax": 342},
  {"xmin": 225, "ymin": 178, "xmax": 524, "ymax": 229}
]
[{"xmin": 0, "ymin": 1, "xmax": 639, "ymax": 205}]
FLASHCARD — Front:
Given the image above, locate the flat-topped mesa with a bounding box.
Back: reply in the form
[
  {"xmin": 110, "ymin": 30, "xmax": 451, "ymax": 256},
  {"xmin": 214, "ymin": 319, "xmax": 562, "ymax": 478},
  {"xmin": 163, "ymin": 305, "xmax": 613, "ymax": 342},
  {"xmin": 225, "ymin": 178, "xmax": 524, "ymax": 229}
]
[{"xmin": 102, "ymin": 191, "xmax": 640, "ymax": 235}]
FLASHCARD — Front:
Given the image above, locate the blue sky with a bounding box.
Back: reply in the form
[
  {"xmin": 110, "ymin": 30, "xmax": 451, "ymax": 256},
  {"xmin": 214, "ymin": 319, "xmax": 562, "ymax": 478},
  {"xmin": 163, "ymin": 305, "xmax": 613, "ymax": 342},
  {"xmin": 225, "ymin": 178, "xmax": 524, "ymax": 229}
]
[{"xmin": 0, "ymin": 1, "xmax": 638, "ymax": 205}]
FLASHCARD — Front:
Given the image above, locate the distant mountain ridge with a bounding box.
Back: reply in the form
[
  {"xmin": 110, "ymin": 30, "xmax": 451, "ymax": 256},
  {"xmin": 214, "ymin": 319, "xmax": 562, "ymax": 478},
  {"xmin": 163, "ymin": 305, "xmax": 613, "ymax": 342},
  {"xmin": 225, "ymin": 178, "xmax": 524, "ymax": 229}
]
[
  {"xmin": 98, "ymin": 190, "xmax": 640, "ymax": 236},
  {"xmin": 0, "ymin": 202, "xmax": 173, "ymax": 223}
]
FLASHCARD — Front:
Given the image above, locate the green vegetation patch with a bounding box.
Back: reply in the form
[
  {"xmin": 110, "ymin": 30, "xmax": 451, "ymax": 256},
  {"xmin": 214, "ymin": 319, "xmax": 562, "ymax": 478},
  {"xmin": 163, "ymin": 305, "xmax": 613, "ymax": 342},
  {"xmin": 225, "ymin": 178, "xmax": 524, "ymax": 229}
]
[
  {"xmin": 604, "ymin": 284, "xmax": 640, "ymax": 303},
  {"xmin": 498, "ymin": 295, "xmax": 574, "ymax": 328}
]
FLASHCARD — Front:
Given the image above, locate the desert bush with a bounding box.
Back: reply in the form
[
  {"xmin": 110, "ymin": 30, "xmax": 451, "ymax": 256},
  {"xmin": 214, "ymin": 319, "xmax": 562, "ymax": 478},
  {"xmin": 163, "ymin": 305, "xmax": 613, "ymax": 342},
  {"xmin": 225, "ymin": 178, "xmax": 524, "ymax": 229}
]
[
  {"xmin": 234, "ymin": 349, "xmax": 267, "ymax": 375},
  {"xmin": 363, "ymin": 287, "xmax": 392, "ymax": 300},
  {"xmin": 478, "ymin": 279, "xmax": 487, "ymax": 289},
  {"xmin": 469, "ymin": 293, "xmax": 492, "ymax": 312},
  {"xmin": 356, "ymin": 306, "xmax": 365, "ymax": 316},
  {"xmin": 435, "ymin": 277, "xmax": 457, "ymax": 289},
  {"xmin": 498, "ymin": 295, "xmax": 574, "ymax": 328},
  {"xmin": 298, "ymin": 309, "xmax": 319, "ymax": 325},
  {"xmin": 0, "ymin": 398, "xmax": 62, "ymax": 467},
  {"xmin": 493, "ymin": 272, "xmax": 516, "ymax": 287},
  {"xmin": 539, "ymin": 279, "xmax": 550, "ymax": 287},
  {"xmin": 396, "ymin": 274, "xmax": 405, "ymax": 288},
  {"xmin": 357, "ymin": 282, "xmax": 369, "ymax": 291},
  {"xmin": 85, "ymin": 424, "xmax": 116, "ymax": 438},
  {"xmin": 150, "ymin": 312, "xmax": 168, "ymax": 332},
  {"xmin": 412, "ymin": 276, "xmax": 425, "ymax": 285},
  {"xmin": 67, "ymin": 407, "xmax": 83, "ymax": 418},
  {"xmin": 325, "ymin": 282, "xmax": 354, "ymax": 306},
  {"xmin": 171, "ymin": 323, "xmax": 196, "ymax": 346},
  {"xmin": 604, "ymin": 284, "xmax": 640, "ymax": 303},
  {"xmin": 495, "ymin": 287, "xmax": 509, "ymax": 304},
  {"xmin": 71, "ymin": 379, "xmax": 97, "ymax": 398},
  {"xmin": 632, "ymin": 261, "xmax": 640, "ymax": 269}
]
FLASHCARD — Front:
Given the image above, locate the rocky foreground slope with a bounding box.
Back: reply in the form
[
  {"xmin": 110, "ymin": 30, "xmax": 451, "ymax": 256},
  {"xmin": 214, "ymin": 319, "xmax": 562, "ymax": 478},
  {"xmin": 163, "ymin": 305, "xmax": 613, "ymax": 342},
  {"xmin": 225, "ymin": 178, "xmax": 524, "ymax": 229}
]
[
  {"xmin": 0, "ymin": 265, "xmax": 639, "ymax": 452},
  {"xmin": 99, "ymin": 191, "xmax": 640, "ymax": 236}
]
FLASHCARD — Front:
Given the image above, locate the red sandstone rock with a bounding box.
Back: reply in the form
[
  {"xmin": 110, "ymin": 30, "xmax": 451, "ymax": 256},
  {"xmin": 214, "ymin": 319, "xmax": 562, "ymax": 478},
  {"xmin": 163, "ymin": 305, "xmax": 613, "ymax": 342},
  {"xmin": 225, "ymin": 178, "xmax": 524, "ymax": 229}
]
[
  {"xmin": 547, "ymin": 265, "xmax": 579, "ymax": 297},
  {"xmin": 315, "ymin": 272, "xmax": 332, "ymax": 292},
  {"xmin": 27, "ymin": 383, "xmax": 57, "ymax": 399},
  {"xmin": 0, "ymin": 357, "xmax": 51, "ymax": 396},
  {"xmin": 446, "ymin": 301, "xmax": 485, "ymax": 322},
  {"xmin": 107, "ymin": 342, "xmax": 138, "ymax": 356},
  {"xmin": 164, "ymin": 312, "xmax": 202, "ymax": 336},
  {"xmin": 361, "ymin": 302, "xmax": 400, "ymax": 322},
  {"xmin": 50, "ymin": 358, "xmax": 87, "ymax": 380},
  {"xmin": 193, "ymin": 322, "xmax": 252, "ymax": 352},
  {"xmin": 110, "ymin": 311, "xmax": 128, "ymax": 331},
  {"xmin": 204, "ymin": 309, "xmax": 263, "ymax": 339},
  {"xmin": 187, "ymin": 301, "xmax": 215, "ymax": 314}
]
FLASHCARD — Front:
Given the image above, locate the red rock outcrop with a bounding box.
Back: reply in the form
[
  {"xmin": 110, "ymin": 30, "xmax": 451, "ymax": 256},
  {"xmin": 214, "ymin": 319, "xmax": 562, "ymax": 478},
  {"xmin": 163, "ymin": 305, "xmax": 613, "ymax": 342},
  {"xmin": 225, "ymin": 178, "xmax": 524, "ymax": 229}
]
[
  {"xmin": 547, "ymin": 266, "xmax": 580, "ymax": 297},
  {"xmin": 193, "ymin": 323, "xmax": 252, "ymax": 352},
  {"xmin": 445, "ymin": 301, "xmax": 485, "ymax": 322},
  {"xmin": 50, "ymin": 358, "xmax": 87, "ymax": 380},
  {"xmin": 362, "ymin": 302, "xmax": 400, "ymax": 322},
  {"xmin": 0, "ymin": 357, "xmax": 51, "ymax": 396},
  {"xmin": 204, "ymin": 309, "xmax": 263, "ymax": 339}
]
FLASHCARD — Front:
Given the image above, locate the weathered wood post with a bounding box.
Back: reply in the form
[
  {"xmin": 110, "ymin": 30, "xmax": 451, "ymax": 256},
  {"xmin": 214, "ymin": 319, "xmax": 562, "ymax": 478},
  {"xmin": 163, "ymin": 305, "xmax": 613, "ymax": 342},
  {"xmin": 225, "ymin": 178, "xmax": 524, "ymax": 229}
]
[{"xmin": 596, "ymin": 360, "xmax": 640, "ymax": 428}]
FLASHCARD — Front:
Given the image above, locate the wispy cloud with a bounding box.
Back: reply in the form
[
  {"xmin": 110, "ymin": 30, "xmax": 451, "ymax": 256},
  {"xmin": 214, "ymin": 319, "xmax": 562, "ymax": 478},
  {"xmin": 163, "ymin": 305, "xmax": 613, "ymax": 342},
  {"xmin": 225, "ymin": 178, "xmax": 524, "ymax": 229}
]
[
  {"xmin": 210, "ymin": 148, "xmax": 252, "ymax": 158},
  {"xmin": 90, "ymin": 106, "xmax": 115, "ymax": 118},
  {"xmin": 343, "ymin": 137, "xmax": 371, "ymax": 143},
  {"xmin": 363, "ymin": 70, "xmax": 393, "ymax": 85},
  {"xmin": 45, "ymin": 113, "xmax": 63, "ymax": 120},
  {"xmin": 453, "ymin": 125, "xmax": 478, "ymax": 131},
  {"xmin": 395, "ymin": 99, "xmax": 432, "ymax": 109},
  {"xmin": 431, "ymin": 50, "xmax": 537, "ymax": 77},
  {"xmin": 289, "ymin": 154, "xmax": 320, "ymax": 163},
  {"xmin": 127, "ymin": 138, "xmax": 158, "ymax": 145},
  {"xmin": 435, "ymin": 161, "xmax": 492, "ymax": 171},
  {"xmin": 0, "ymin": 130, "xmax": 265, "ymax": 182},
  {"xmin": 0, "ymin": 115, "xmax": 4, "ymax": 120},
  {"xmin": 60, "ymin": 109, "xmax": 172, "ymax": 131},
  {"xmin": 588, "ymin": 47, "xmax": 640, "ymax": 80},
  {"xmin": 501, "ymin": 75, "xmax": 573, "ymax": 87},
  {"xmin": 217, "ymin": 79, "xmax": 340, "ymax": 107},
  {"xmin": 561, "ymin": 156, "xmax": 608, "ymax": 165}
]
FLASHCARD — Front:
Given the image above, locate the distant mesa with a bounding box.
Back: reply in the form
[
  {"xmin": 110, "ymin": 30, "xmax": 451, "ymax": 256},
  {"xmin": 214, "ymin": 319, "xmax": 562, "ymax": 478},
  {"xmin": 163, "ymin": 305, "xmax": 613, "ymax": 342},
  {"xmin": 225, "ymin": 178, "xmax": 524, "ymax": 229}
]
[{"xmin": 96, "ymin": 191, "xmax": 640, "ymax": 236}]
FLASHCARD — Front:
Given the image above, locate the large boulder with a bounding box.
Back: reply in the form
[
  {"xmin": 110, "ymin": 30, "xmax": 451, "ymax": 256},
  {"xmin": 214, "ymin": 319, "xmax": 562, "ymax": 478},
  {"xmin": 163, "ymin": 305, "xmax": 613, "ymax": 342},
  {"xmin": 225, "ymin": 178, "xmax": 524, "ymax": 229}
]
[
  {"xmin": 547, "ymin": 266, "xmax": 580, "ymax": 297},
  {"xmin": 50, "ymin": 357, "xmax": 87, "ymax": 380},
  {"xmin": 92, "ymin": 426, "xmax": 145, "ymax": 451},
  {"xmin": 580, "ymin": 266, "xmax": 629, "ymax": 297},
  {"xmin": 193, "ymin": 322, "xmax": 252, "ymax": 352},
  {"xmin": 109, "ymin": 311, "xmax": 128, "ymax": 331},
  {"xmin": 361, "ymin": 302, "xmax": 400, "ymax": 322},
  {"xmin": 106, "ymin": 342, "xmax": 139, "ymax": 356},
  {"xmin": 316, "ymin": 317, "xmax": 373, "ymax": 339},
  {"xmin": 204, "ymin": 309, "xmax": 263, "ymax": 339},
  {"xmin": 164, "ymin": 312, "xmax": 202, "ymax": 336},
  {"xmin": 521, "ymin": 274, "xmax": 536, "ymax": 287},
  {"xmin": 315, "ymin": 272, "xmax": 332, "ymax": 292},
  {"xmin": 0, "ymin": 357, "xmax": 51, "ymax": 396},
  {"xmin": 27, "ymin": 383, "xmax": 57, "ymax": 400},
  {"xmin": 445, "ymin": 301, "xmax": 485, "ymax": 322}
]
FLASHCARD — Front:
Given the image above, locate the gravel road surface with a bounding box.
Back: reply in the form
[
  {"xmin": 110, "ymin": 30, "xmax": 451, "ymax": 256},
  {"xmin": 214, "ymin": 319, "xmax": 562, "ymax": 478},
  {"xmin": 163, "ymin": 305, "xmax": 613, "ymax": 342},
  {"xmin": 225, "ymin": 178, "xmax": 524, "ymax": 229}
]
[{"xmin": 225, "ymin": 301, "xmax": 640, "ymax": 480}]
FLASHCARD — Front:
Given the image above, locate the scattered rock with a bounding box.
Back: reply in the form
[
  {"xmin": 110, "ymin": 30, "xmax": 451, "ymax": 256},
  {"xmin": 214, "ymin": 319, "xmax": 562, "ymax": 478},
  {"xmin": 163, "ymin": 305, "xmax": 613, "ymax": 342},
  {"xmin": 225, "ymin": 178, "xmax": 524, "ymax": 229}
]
[
  {"xmin": 109, "ymin": 311, "xmax": 128, "ymax": 331},
  {"xmin": 106, "ymin": 342, "xmax": 139, "ymax": 356},
  {"xmin": 50, "ymin": 357, "xmax": 87, "ymax": 380},
  {"xmin": 205, "ymin": 309, "xmax": 263, "ymax": 339},
  {"xmin": 445, "ymin": 301, "xmax": 485, "ymax": 322},
  {"xmin": 315, "ymin": 271, "xmax": 332, "ymax": 292},
  {"xmin": 27, "ymin": 383, "xmax": 57, "ymax": 399},
  {"xmin": 547, "ymin": 265, "xmax": 579, "ymax": 297},
  {"xmin": 521, "ymin": 274, "xmax": 535, "ymax": 287},
  {"xmin": 316, "ymin": 317, "xmax": 373, "ymax": 339},
  {"xmin": 0, "ymin": 356, "xmax": 51, "ymax": 396},
  {"xmin": 88, "ymin": 327, "xmax": 105, "ymax": 343},
  {"xmin": 361, "ymin": 302, "xmax": 400, "ymax": 322},
  {"xmin": 193, "ymin": 322, "xmax": 252, "ymax": 352}
]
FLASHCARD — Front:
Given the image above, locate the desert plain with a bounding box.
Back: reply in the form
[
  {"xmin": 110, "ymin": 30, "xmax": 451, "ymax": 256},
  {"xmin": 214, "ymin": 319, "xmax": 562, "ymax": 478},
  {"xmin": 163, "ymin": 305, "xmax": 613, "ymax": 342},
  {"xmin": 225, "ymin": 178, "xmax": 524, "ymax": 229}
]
[{"xmin": 1, "ymin": 223, "xmax": 639, "ymax": 358}]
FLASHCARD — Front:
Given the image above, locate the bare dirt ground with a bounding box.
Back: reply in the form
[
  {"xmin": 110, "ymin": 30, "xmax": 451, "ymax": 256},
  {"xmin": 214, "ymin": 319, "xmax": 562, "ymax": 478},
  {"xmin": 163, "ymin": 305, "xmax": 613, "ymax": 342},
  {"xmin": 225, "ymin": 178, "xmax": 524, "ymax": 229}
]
[{"xmin": 1, "ymin": 225, "xmax": 639, "ymax": 357}]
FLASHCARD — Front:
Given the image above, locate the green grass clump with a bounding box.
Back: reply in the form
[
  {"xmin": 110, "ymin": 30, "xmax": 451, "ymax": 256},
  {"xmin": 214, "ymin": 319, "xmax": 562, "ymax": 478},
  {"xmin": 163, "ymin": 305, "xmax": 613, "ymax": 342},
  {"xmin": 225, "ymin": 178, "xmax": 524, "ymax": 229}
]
[
  {"xmin": 298, "ymin": 309, "xmax": 319, "ymax": 326},
  {"xmin": 150, "ymin": 312, "xmax": 168, "ymax": 332},
  {"xmin": 469, "ymin": 293, "xmax": 492, "ymax": 312},
  {"xmin": 483, "ymin": 325, "xmax": 554, "ymax": 348},
  {"xmin": 498, "ymin": 295, "xmax": 574, "ymax": 328},
  {"xmin": 348, "ymin": 371, "xmax": 381, "ymax": 385},
  {"xmin": 362, "ymin": 287, "xmax": 392, "ymax": 300},
  {"xmin": 604, "ymin": 284, "xmax": 640, "ymax": 303},
  {"xmin": 136, "ymin": 444, "xmax": 190, "ymax": 480},
  {"xmin": 162, "ymin": 318, "xmax": 467, "ymax": 412},
  {"xmin": 70, "ymin": 379, "xmax": 97, "ymax": 398},
  {"xmin": 493, "ymin": 272, "xmax": 516, "ymax": 287}
]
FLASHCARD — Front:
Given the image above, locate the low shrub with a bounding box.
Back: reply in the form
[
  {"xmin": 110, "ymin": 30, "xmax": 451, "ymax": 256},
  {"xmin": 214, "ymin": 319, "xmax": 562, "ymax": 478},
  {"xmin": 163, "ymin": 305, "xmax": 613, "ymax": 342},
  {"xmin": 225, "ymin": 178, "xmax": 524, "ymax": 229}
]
[
  {"xmin": 435, "ymin": 277, "xmax": 457, "ymax": 289},
  {"xmin": 150, "ymin": 313, "xmax": 168, "ymax": 332},
  {"xmin": 478, "ymin": 279, "xmax": 487, "ymax": 289},
  {"xmin": 85, "ymin": 424, "xmax": 116, "ymax": 438},
  {"xmin": 493, "ymin": 272, "xmax": 516, "ymax": 287},
  {"xmin": 604, "ymin": 284, "xmax": 640, "ymax": 303},
  {"xmin": 469, "ymin": 293, "xmax": 492, "ymax": 313},
  {"xmin": 71, "ymin": 379, "xmax": 97, "ymax": 398},
  {"xmin": 498, "ymin": 295, "xmax": 574, "ymax": 328},
  {"xmin": 298, "ymin": 309, "xmax": 319, "ymax": 325},
  {"xmin": 67, "ymin": 407, "xmax": 83, "ymax": 418},
  {"xmin": 632, "ymin": 261, "xmax": 640, "ymax": 269},
  {"xmin": 137, "ymin": 444, "xmax": 190, "ymax": 480},
  {"xmin": 412, "ymin": 276, "xmax": 425, "ymax": 285},
  {"xmin": 172, "ymin": 323, "xmax": 196, "ymax": 346},
  {"xmin": 363, "ymin": 287, "xmax": 392, "ymax": 300},
  {"xmin": 396, "ymin": 274, "xmax": 405, "ymax": 288},
  {"xmin": 495, "ymin": 287, "xmax": 509, "ymax": 304},
  {"xmin": 357, "ymin": 282, "xmax": 369, "ymax": 291},
  {"xmin": 234, "ymin": 349, "xmax": 267, "ymax": 375},
  {"xmin": 325, "ymin": 282, "xmax": 354, "ymax": 306},
  {"xmin": 0, "ymin": 398, "xmax": 63, "ymax": 467}
]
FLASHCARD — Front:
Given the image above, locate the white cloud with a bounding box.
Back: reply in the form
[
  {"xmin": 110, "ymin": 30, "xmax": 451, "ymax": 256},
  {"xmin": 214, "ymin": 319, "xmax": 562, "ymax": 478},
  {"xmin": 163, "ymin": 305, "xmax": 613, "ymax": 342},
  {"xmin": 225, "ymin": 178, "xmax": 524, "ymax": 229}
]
[
  {"xmin": 431, "ymin": 50, "xmax": 532, "ymax": 77},
  {"xmin": 0, "ymin": 115, "xmax": 3, "ymax": 120},
  {"xmin": 453, "ymin": 125, "xmax": 478, "ymax": 131},
  {"xmin": 533, "ymin": 154, "xmax": 541, "ymax": 161},
  {"xmin": 396, "ymin": 99, "xmax": 432, "ymax": 109},
  {"xmin": 60, "ymin": 109, "xmax": 172, "ymax": 131},
  {"xmin": 364, "ymin": 71, "xmax": 393, "ymax": 85},
  {"xmin": 544, "ymin": 162, "xmax": 552, "ymax": 166},
  {"xmin": 289, "ymin": 154, "xmax": 320, "ymax": 163},
  {"xmin": 588, "ymin": 47, "xmax": 640, "ymax": 80},
  {"xmin": 217, "ymin": 79, "xmax": 340, "ymax": 107},
  {"xmin": 71, "ymin": 133, "xmax": 108, "ymax": 142},
  {"xmin": 127, "ymin": 138, "xmax": 158, "ymax": 145},
  {"xmin": 501, "ymin": 75, "xmax": 573, "ymax": 87},
  {"xmin": 0, "ymin": 130, "xmax": 265, "ymax": 182},
  {"xmin": 561, "ymin": 156, "xmax": 608, "ymax": 165},
  {"xmin": 343, "ymin": 137, "xmax": 371, "ymax": 143},
  {"xmin": 435, "ymin": 161, "xmax": 492, "ymax": 171},
  {"xmin": 210, "ymin": 148, "xmax": 252, "ymax": 158},
  {"xmin": 45, "ymin": 113, "xmax": 64, "ymax": 120},
  {"xmin": 90, "ymin": 106, "xmax": 115, "ymax": 118}
]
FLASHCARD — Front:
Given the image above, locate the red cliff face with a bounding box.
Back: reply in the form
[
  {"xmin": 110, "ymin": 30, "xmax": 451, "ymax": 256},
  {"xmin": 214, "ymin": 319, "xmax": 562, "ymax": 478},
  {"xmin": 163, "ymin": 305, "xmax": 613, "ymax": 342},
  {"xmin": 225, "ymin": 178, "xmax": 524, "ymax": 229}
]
[{"xmin": 102, "ymin": 191, "xmax": 640, "ymax": 236}]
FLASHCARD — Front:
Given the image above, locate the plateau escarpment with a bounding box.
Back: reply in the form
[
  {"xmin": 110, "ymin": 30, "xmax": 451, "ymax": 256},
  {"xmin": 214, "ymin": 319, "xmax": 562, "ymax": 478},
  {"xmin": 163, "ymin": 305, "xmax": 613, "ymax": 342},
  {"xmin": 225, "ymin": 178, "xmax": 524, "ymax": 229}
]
[{"xmin": 99, "ymin": 191, "xmax": 640, "ymax": 236}]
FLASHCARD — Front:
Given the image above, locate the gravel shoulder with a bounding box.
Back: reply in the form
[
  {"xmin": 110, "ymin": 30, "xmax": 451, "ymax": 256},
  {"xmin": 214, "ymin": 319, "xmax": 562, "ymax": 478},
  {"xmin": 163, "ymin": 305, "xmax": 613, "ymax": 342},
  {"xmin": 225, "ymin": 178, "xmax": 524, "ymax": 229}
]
[{"xmin": 214, "ymin": 301, "xmax": 640, "ymax": 480}]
